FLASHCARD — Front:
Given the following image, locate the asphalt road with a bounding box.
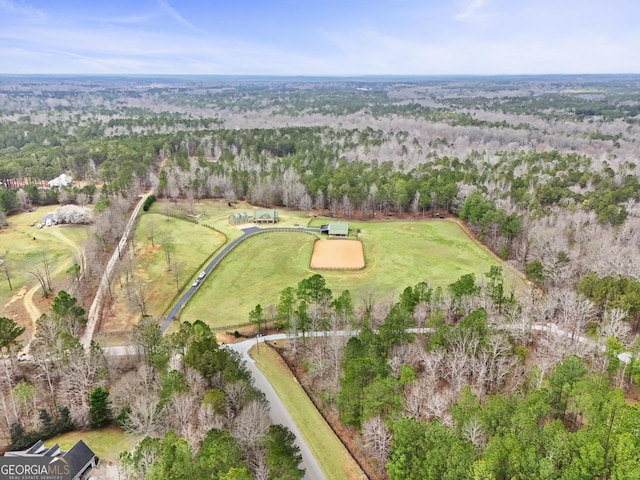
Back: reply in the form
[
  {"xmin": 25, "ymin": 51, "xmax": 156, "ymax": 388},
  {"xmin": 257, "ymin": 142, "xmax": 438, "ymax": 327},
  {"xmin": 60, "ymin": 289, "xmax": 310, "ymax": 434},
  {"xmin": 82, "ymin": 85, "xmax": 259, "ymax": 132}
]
[
  {"xmin": 101, "ymin": 337, "xmax": 325, "ymax": 479},
  {"xmin": 160, "ymin": 226, "xmax": 319, "ymax": 332},
  {"xmin": 227, "ymin": 334, "xmax": 325, "ymax": 480}
]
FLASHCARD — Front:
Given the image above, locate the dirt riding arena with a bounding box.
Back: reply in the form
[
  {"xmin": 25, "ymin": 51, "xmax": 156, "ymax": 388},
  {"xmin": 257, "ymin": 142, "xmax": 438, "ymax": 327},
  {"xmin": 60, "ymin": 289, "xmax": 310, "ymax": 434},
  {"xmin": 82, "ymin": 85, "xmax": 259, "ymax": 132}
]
[{"xmin": 310, "ymin": 239, "xmax": 365, "ymax": 270}]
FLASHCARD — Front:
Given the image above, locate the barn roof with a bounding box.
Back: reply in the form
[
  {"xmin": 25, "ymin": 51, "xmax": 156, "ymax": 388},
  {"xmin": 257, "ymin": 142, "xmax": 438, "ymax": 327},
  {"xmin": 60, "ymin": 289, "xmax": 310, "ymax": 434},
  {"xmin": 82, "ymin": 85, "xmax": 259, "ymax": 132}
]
[
  {"xmin": 328, "ymin": 222, "xmax": 349, "ymax": 236},
  {"xmin": 254, "ymin": 209, "xmax": 278, "ymax": 220}
]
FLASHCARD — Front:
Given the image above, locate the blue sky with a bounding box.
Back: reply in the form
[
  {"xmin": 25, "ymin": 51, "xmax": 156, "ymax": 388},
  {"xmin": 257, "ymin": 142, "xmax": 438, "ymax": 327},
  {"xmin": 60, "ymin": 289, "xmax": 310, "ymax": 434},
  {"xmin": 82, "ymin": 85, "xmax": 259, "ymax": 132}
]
[{"xmin": 1, "ymin": 0, "xmax": 639, "ymax": 75}]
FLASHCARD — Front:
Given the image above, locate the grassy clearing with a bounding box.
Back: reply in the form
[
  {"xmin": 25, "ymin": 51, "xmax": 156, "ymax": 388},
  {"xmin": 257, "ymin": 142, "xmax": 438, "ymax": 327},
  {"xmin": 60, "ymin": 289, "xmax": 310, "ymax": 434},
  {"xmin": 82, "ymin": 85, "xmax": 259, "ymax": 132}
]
[
  {"xmin": 0, "ymin": 207, "xmax": 89, "ymax": 308},
  {"xmin": 102, "ymin": 198, "xmax": 305, "ymax": 332},
  {"xmin": 149, "ymin": 199, "xmax": 312, "ymax": 239},
  {"xmin": 182, "ymin": 218, "xmax": 514, "ymax": 329},
  {"xmin": 45, "ymin": 426, "xmax": 139, "ymax": 463},
  {"xmin": 178, "ymin": 231, "xmax": 317, "ymax": 328},
  {"xmin": 111, "ymin": 213, "xmax": 226, "ymax": 319},
  {"xmin": 252, "ymin": 345, "xmax": 365, "ymax": 480}
]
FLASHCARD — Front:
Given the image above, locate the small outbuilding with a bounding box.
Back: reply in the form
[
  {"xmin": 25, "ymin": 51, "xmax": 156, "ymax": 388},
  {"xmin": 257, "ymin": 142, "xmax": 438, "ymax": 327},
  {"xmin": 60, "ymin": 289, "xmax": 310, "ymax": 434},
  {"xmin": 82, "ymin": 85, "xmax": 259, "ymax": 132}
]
[
  {"xmin": 328, "ymin": 222, "xmax": 349, "ymax": 237},
  {"xmin": 229, "ymin": 212, "xmax": 250, "ymax": 225},
  {"xmin": 253, "ymin": 209, "xmax": 279, "ymax": 224},
  {"xmin": 41, "ymin": 211, "xmax": 58, "ymax": 226}
]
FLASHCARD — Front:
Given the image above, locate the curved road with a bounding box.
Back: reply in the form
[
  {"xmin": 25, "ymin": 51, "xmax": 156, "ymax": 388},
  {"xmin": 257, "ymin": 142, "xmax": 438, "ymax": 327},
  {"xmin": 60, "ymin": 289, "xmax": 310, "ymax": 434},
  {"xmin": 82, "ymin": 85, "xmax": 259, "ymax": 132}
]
[
  {"xmin": 87, "ymin": 214, "xmax": 638, "ymax": 480},
  {"xmin": 228, "ymin": 334, "xmax": 324, "ymax": 480},
  {"xmin": 100, "ymin": 325, "xmax": 637, "ymax": 480},
  {"xmin": 160, "ymin": 226, "xmax": 320, "ymax": 332},
  {"xmin": 101, "ymin": 335, "xmax": 325, "ymax": 479}
]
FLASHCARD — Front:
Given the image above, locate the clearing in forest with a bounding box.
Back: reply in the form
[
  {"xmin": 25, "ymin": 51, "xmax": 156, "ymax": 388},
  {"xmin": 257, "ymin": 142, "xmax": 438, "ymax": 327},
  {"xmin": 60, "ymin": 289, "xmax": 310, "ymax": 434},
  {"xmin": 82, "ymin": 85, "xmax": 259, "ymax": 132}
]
[{"xmin": 179, "ymin": 219, "xmax": 517, "ymax": 329}]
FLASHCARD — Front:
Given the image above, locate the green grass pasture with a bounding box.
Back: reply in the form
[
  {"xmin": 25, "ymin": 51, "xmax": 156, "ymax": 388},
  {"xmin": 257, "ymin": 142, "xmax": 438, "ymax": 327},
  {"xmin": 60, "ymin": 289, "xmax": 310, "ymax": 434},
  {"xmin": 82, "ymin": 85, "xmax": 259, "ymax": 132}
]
[
  {"xmin": 253, "ymin": 345, "xmax": 365, "ymax": 480},
  {"xmin": 131, "ymin": 213, "xmax": 226, "ymax": 316},
  {"xmin": 177, "ymin": 231, "xmax": 317, "ymax": 328},
  {"xmin": 0, "ymin": 208, "xmax": 89, "ymax": 308},
  {"xmin": 181, "ymin": 219, "xmax": 511, "ymax": 329},
  {"xmin": 45, "ymin": 426, "xmax": 139, "ymax": 463},
  {"xmin": 148, "ymin": 199, "xmax": 312, "ymax": 240}
]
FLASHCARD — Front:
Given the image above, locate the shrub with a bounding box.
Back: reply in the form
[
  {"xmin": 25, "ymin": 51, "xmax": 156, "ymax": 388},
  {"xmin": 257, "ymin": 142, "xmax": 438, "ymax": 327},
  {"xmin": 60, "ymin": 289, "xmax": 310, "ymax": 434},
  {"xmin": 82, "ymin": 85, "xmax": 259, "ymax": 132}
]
[{"xmin": 142, "ymin": 194, "xmax": 156, "ymax": 212}]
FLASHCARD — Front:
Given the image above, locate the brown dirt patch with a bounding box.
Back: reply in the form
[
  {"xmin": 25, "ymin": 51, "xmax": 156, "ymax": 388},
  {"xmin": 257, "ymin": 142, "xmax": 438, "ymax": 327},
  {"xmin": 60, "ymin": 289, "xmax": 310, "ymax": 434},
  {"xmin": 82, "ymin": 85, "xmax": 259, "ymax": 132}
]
[{"xmin": 310, "ymin": 239, "xmax": 365, "ymax": 270}]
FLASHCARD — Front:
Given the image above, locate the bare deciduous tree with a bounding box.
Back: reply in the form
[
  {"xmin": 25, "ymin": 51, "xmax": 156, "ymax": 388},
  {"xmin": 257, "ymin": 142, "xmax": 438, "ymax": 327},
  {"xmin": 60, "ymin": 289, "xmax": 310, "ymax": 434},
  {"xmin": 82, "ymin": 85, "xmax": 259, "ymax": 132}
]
[
  {"xmin": 1, "ymin": 251, "xmax": 13, "ymax": 291},
  {"xmin": 124, "ymin": 394, "xmax": 164, "ymax": 437},
  {"xmin": 231, "ymin": 399, "xmax": 270, "ymax": 449},
  {"xmin": 159, "ymin": 231, "xmax": 176, "ymax": 271},
  {"xmin": 362, "ymin": 415, "xmax": 391, "ymax": 471}
]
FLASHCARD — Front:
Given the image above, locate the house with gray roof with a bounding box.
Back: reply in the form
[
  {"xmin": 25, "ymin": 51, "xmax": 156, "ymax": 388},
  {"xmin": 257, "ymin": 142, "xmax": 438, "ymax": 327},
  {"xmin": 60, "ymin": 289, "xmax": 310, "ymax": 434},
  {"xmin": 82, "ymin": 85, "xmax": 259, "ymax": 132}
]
[{"xmin": 4, "ymin": 439, "xmax": 99, "ymax": 479}]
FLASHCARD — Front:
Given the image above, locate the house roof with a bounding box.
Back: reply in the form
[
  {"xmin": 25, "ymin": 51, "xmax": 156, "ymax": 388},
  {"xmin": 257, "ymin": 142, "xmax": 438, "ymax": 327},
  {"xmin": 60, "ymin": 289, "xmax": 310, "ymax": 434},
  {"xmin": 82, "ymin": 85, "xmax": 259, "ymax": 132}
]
[
  {"xmin": 41, "ymin": 212, "xmax": 58, "ymax": 223},
  {"xmin": 329, "ymin": 222, "xmax": 349, "ymax": 236},
  {"xmin": 26, "ymin": 440, "xmax": 44, "ymax": 454},
  {"xmin": 64, "ymin": 440, "xmax": 96, "ymax": 478},
  {"xmin": 254, "ymin": 209, "xmax": 278, "ymax": 220},
  {"xmin": 4, "ymin": 439, "xmax": 97, "ymax": 479},
  {"xmin": 48, "ymin": 173, "xmax": 73, "ymax": 187}
]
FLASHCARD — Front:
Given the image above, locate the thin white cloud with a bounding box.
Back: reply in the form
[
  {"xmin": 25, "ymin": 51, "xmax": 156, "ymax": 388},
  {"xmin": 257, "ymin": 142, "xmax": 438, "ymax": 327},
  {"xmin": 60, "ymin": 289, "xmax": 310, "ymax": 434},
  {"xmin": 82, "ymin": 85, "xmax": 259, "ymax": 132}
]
[
  {"xmin": 157, "ymin": 0, "xmax": 209, "ymax": 35},
  {"xmin": 0, "ymin": 0, "xmax": 46, "ymax": 21},
  {"xmin": 85, "ymin": 12, "xmax": 161, "ymax": 26},
  {"xmin": 454, "ymin": 0, "xmax": 492, "ymax": 23},
  {"xmin": 321, "ymin": 25, "xmax": 640, "ymax": 75},
  {"xmin": 0, "ymin": 0, "xmax": 639, "ymax": 75}
]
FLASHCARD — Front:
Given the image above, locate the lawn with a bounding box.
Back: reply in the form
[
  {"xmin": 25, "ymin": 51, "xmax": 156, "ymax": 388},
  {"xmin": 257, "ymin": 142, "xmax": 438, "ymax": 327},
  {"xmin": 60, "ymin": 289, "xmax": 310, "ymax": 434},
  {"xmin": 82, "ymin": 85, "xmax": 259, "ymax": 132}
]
[
  {"xmin": 252, "ymin": 345, "xmax": 365, "ymax": 480},
  {"xmin": 45, "ymin": 426, "xmax": 139, "ymax": 463},
  {"xmin": 180, "ymin": 218, "xmax": 515, "ymax": 329},
  {"xmin": 0, "ymin": 207, "xmax": 89, "ymax": 309},
  {"xmin": 131, "ymin": 213, "xmax": 227, "ymax": 315},
  {"xmin": 99, "ymin": 213, "xmax": 227, "ymax": 334},
  {"xmin": 177, "ymin": 230, "xmax": 318, "ymax": 328},
  {"xmin": 149, "ymin": 199, "xmax": 312, "ymax": 240}
]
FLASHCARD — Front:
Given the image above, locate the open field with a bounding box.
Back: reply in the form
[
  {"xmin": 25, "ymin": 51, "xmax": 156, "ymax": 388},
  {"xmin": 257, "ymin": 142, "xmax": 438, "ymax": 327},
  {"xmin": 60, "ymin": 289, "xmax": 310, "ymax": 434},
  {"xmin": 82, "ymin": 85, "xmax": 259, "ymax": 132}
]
[
  {"xmin": 252, "ymin": 345, "xmax": 365, "ymax": 480},
  {"xmin": 46, "ymin": 426, "xmax": 139, "ymax": 463},
  {"xmin": 177, "ymin": 231, "xmax": 317, "ymax": 328},
  {"xmin": 0, "ymin": 208, "xmax": 88, "ymax": 305},
  {"xmin": 180, "ymin": 217, "xmax": 514, "ymax": 329},
  {"xmin": 0, "ymin": 200, "xmax": 518, "ymax": 339},
  {"xmin": 98, "ymin": 212, "xmax": 226, "ymax": 335},
  {"xmin": 0, "ymin": 208, "xmax": 89, "ymax": 340},
  {"xmin": 149, "ymin": 199, "xmax": 313, "ymax": 238}
]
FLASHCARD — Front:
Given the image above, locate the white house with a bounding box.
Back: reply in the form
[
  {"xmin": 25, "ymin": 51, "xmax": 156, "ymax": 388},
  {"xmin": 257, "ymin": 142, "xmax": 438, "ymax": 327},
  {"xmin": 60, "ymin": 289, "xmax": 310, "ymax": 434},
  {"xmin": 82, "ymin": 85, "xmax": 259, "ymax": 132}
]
[{"xmin": 48, "ymin": 173, "xmax": 73, "ymax": 188}]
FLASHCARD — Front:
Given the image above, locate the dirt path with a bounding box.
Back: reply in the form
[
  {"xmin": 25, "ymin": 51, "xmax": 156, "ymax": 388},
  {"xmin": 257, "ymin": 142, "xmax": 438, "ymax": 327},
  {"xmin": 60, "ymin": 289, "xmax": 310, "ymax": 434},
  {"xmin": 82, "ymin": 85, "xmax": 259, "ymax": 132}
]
[
  {"xmin": 48, "ymin": 226, "xmax": 83, "ymax": 260},
  {"xmin": 19, "ymin": 227, "xmax": 85, "ymax": 354},
  {"xmin": 82, "ymin": 192, "xmax": 152, "ymax": 348}
]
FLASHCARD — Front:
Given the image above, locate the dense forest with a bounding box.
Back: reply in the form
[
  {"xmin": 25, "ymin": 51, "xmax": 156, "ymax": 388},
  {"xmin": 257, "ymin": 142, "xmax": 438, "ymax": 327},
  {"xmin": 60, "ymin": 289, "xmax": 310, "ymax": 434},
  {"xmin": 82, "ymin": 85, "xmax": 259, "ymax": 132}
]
[{"xmin": 1, "ymin": 75, "xmax": 640, "ymax": 478}]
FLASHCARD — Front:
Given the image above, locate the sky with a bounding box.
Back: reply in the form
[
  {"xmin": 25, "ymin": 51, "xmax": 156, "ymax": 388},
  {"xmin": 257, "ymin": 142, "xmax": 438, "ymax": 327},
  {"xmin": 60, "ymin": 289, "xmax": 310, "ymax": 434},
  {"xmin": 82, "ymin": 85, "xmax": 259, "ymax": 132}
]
[{"xmin": 1, "ymin": 0, "xmax": 639, "ymax": 75}]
